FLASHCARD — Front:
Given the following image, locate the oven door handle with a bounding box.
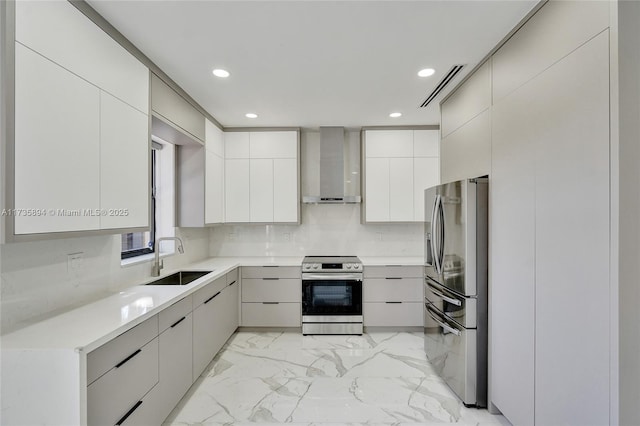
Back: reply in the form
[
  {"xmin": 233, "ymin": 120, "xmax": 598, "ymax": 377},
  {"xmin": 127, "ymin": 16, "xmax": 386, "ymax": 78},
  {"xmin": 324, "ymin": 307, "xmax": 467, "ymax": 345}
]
[
  {"xmin": 426, "ymin": 305, "xmax": 461, "ymax": 336},
  {"xmin": 302, "ymin": 273, "xmax": 363, "ymax": 281}
]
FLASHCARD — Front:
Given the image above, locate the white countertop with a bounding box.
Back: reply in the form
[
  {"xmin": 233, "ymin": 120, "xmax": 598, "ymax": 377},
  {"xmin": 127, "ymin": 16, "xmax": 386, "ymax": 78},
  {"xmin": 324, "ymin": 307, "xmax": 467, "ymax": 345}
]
[{"xmin": 1, "ymin": 255, "xmax": 422, "ymax": 352}]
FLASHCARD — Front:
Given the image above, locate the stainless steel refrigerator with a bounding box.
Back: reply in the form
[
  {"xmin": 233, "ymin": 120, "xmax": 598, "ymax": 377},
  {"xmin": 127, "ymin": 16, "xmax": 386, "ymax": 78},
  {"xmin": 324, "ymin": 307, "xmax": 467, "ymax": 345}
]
[{"xmin": 424, "ymin": 177, "xmax": 488, "ymax": 407}]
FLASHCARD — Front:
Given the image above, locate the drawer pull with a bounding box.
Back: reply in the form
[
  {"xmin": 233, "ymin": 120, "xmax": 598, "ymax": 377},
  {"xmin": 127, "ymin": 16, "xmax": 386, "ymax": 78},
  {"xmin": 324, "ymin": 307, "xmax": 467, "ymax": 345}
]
[
  {"xmin": 229, "ymin": 280, "xmax": 237, "ymax": 286},
  {"xmin": 170, "ymin": 316, "xmax": 186, "ymax": 328},
  {"xmin": 385, "ymin": 277, "xmax": 402, "ymax": 280},
  {"xmin": 115, "ymin": 400, "xmax": 143, "ymax": 425},
  {"xmin": 204, "ymin": 291, "xmax": 221, "ymax": 304},
  {"xmin": 385, "ymin": 301, "xmax": 403, "ymax": 304},
  {"xmin": 115, "ymin": 349, "xmax": 142, "ymax": 369},
  {"xmin": 262, "ymin": 302, "xmax": 279, "ymax": 304},
  {"xmin": 263, "ymin": 277, "xmax": 280, "ymax": 281}
]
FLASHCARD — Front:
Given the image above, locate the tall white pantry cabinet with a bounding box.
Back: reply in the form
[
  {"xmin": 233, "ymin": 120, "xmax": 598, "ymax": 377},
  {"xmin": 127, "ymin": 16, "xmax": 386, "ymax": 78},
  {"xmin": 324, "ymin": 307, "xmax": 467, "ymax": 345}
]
[
  {"xmin": 439, "ymin": 1, "xmax": 612, "ymax": 424},
  {"xmin": 10, "ymin": 0, "xmax": 150, "ymax": 237}
]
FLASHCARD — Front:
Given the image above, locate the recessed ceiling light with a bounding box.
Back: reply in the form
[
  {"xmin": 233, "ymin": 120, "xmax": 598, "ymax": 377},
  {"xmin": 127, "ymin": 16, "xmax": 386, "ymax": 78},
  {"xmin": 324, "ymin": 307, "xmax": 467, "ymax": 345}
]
[
  {"xmin": 212, "ymin": 69, "xmax": 230, "ymax": 78},
  {"xmin": 418, "ymin": 68, "xmax": 435, "ymax": 77},
  {"xmin": 389, "ymin": 112, "xmax": 402, "ymax": 118},
  {"xmin": 245, "ymin": 113, "xmax": 258, "ymax": 118}
]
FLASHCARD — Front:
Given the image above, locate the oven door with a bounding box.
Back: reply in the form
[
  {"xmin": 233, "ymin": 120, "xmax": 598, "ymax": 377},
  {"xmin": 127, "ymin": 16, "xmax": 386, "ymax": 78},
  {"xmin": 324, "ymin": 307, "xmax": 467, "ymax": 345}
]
[{"xmin": 302, "ymin": 274, "xmax": 362, "ymax": 316}]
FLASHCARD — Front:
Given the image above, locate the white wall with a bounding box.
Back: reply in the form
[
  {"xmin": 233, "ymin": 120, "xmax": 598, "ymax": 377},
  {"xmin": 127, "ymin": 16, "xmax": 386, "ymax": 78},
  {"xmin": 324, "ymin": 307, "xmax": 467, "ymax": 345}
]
[
  {"xmin": 0, "ymin": 227, "xmax": 209, "ymax": 334},
  {"xmin": 209, "ymin": 129, "xmax": 424, "ymax": 257}
]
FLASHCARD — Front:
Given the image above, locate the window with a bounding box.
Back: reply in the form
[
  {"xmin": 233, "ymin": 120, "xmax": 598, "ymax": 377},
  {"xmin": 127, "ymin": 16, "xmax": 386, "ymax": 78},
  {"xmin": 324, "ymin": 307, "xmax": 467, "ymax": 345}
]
[{"xmin": 121, "ymin": 147, "xmax": 158, "ymax": 259}]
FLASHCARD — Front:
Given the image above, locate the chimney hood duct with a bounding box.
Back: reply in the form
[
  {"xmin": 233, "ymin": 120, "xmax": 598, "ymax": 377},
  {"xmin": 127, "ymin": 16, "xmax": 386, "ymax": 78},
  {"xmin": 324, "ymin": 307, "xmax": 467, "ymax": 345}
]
[{"xmin": 302, "ymin": 127, "xmax": 361, "ymax": 204}]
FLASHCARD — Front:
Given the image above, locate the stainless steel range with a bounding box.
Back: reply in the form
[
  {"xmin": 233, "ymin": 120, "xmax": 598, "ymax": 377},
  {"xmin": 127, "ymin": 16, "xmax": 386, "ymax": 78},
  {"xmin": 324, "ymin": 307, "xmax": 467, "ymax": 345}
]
[{"xmin": 301, "ymin": 256, "xmax": 363, "ymax": 335}]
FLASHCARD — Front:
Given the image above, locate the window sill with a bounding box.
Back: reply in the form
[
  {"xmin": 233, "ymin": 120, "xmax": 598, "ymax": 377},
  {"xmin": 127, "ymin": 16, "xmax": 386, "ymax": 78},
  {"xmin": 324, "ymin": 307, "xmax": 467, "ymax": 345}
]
[{"xmin": 120, "ymin": 251, "xmax": 175, "ymax": 268}]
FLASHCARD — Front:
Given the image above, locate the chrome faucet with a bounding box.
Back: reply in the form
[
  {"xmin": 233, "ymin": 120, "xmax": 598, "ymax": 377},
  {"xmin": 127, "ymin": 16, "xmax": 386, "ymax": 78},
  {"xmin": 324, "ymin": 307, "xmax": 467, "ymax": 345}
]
[{"xmin": 151, "ymin": 237, "xmax": 185, "ymax": 277}]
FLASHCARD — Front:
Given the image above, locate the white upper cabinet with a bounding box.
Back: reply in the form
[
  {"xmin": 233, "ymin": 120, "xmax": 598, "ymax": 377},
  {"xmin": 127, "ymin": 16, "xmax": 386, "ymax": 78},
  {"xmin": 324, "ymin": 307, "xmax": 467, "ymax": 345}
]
[
  {"xmin": 12, "ymin": 0, "xmax": 150, "ymax": 237},
  {"xmin": 249, "ymin": 131, "xmax": 297, "ymax": 159},
  {"xmin": 15, "ymin": 0, "xmax": 149, "ymax": 114},
  {"xmin": 224, "ymin": 130, "xmax": 299, "ymax": 223},
  {"xmin": 14, "ymin": 44, "xmax": 101, "ymax": 234},
  {"xmin": 273, "ymin": 159, "xmax": 298, "ymax": 223},
  {"xmin": 440, "ymin": 109, "xmax": 491, "ymax": 184},
  {"xmin": 205, "ymin": 120, "xmax": 224, "ymax": 224},
  {"xmin": 205, "ymin": 120, "xmax": 224, "ymax": 157},
  {"xmin": 249, "ymin": 159, "xmax": 274, "ymax": 222},
  {"xmin": 99, "ymin": 92, "xmax": 149, "ymax": 230},
  {"xmin": 440, "ymin": 61, "xmax": 491, "ymax": 138},
  {"xmin": 413, "ymin": 130, "xmax": 439, "ymax": 157},
  {"xmin": 363, "ymin": 129, "xmax": 439, "ymax": 222},
  {"xmin": 224, "ymin": 159, "xmax": 251, "ymax": 223},
  {"xmin": 224, "ymin": 132, "xmax": 250, "ymax": 159},
  {"xmin": 389, "ymin": 158, "xmax": 414, "ymax": 222},
  {"xmin": 491, "ymin": 0, "xmax": 609, "ymax": 103},
  {"xmin": 440, "ymin": 61, "xmax": 491, "ymax": 183},
  {"xmin": 363, "ymin": 130, "xmax": 413, "ymax": 157}
]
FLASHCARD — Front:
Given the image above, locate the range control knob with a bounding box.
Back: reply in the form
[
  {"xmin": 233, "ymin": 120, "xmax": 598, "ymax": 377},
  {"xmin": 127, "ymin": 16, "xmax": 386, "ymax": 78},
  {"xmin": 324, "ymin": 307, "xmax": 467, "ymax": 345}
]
[
  {"xmin": 346, "ymin": 264, "xmax": 352, "ymax": 269},
  {"xmin": 353, "ymin": 264, "xmax": 361, "ymax": 270},
  {"xmin": 303, "ymin": 264, "xmax": 310, "ymax": 270},
  {"xmin": 313, "ymin": 264, "xmax": 320, "ymax": 269}
]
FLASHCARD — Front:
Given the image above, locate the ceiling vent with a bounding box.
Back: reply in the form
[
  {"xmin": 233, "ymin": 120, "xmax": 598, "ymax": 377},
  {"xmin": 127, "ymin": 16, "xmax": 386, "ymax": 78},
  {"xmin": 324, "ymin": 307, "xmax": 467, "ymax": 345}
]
[{"xmin": 419, "ymin": 64, "xmax": 465, "ymax": 108}]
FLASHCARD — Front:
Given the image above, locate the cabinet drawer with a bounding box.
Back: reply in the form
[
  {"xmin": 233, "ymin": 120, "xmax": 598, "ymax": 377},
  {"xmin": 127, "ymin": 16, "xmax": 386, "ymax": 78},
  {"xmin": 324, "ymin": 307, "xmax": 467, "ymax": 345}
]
[
  {"xmin": 363, "ymin": 302, "xmax": 424, "ymax": 327},
  {"xmin": 364, "ymin": 278, "xmax": 423, "ymax": 302},
  {"xmin": 116, "ymin": 383, "xmax": 164, "ymax": 426},
  {"xmin": 241, "ymin": 266, "xmax": 300, "ymax": 279},
  {"xmin": 241, "ymin": 302, "xmax": 301, "ymax": 327},
  {"xmin": 87, "ymin": 315, "xmax": 158, "ymax": 385},
  {"xmin": 87, "ymin": 337, "xmax": 159, "ymax": 426},
  {"xmin": 242, "ymin": 278, "xmax": 301, "ymax": 303},
  {"xmin": 192, "ymin": 276, "xmax": 227, "ymax": 308},
  {"xmin": 226, "ymin": 268, "xmax": 239, "ymax": 286},
  {"xmin": 158, "ymin": 295, "xmax": 192, "ymax": 333},
  {"xmin": 364, "ymin": 265, "xmax": 423, "ymax": 278}
]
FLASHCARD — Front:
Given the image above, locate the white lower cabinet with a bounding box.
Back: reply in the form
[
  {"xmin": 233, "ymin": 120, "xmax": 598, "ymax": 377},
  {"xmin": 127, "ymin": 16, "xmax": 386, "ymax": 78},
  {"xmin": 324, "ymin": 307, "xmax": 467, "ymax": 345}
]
[
  {"xmin": 363, "ymin": 266, "xmax": 424, "ymax": 328},
  {"xmin": 85, "ymin": 269, "xmax": 241, "ymax": 425},
  {"xmin": 363, "ymin": 302, "xmax": 423, "ymax": 327},
  {"xmin": 241, "ymin": 302, "xmax": 301, "ymax": 327},
  {"xmin": 154, "ymin": 297, "xmax": 193, "ymax": 425},
  {"xmin": 192, "ymin": 279, "xmax": 228, "ymax": 380},
  {"xmin": 87, "ymin": 336, "xmax": 159, "ymax": 425},
  {"xmin": 240, "ymin": 266, "xmax": 302, "ymax": 327}
]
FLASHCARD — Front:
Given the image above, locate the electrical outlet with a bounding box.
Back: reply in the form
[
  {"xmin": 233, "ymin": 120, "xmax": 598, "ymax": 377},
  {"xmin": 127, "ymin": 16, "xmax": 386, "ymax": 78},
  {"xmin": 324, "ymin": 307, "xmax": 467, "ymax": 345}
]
[
  {"xmin": 283, "ymin": 232, "xmax": 291, "ymax": 242},
  {"xmin": 67, "ymin": 252, "xmax": 84, "ymax": 273},
  {"xmin": 228, "ymin": 233, "xmax": 236, "ymax": 241},
  {"xmin": 376, "ymin": 232, "xmax": 383, "ymax": 242}
]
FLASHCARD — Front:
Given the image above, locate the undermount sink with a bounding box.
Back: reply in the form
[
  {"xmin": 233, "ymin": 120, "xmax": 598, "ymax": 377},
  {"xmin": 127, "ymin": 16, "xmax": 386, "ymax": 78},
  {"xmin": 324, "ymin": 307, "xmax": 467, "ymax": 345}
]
[{"xmin": 146, "ymin": 270, "xmax": 213, "ymax": 286}]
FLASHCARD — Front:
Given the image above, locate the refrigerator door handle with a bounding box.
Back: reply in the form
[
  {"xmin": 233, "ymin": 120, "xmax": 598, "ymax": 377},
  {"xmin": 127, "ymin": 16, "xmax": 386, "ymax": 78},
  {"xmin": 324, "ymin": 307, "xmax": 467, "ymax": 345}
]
[
  {"xmin": 437, "ymin": 194, "xmax": 445, "ymax": 274},
  {"xmin": 432, "ymin": 195, "xmax": 442, "ymax": 274},
  {"xmin": 426, "ymin": 305, "xmax": 461, "ymax": 336}
]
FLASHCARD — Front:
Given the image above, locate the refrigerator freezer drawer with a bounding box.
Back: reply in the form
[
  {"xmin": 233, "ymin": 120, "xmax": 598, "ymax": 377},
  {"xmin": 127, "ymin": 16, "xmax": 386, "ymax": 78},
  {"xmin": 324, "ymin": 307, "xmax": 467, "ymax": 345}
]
[
  {"xmin": 424, "ymin": 304, "xmax": 485, "ymax": 407},
  {"xmin": 425, "ymin": 278, "xmax": 477, "ymax": 328}
]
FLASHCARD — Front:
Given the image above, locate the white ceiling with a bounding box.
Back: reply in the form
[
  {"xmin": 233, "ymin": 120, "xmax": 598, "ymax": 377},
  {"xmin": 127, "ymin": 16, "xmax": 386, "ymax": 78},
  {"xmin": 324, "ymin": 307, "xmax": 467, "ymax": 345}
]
[{"xmin": 88, "ymin": 0, "xmax": 537, "ymax": 129}]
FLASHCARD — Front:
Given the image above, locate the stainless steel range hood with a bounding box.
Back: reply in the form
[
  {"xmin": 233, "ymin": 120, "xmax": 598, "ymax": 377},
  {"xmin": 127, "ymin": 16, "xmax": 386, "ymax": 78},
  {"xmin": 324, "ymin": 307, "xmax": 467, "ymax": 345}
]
[{"xmin": 302, "ymin": 127, "xmax": 361, "ymax": 204}]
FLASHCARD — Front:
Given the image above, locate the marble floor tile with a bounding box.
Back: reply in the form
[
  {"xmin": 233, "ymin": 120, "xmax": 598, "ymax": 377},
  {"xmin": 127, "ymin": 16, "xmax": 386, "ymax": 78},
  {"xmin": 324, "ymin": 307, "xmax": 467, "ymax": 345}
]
[{"xmin": 164, "ymin": 331, "xmax": 508, "ymax": 426}]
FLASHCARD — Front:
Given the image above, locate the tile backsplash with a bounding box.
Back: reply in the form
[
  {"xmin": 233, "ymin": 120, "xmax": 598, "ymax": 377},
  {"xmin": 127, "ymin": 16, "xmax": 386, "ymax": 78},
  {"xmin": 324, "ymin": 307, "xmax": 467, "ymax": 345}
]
[
  {"xmin": 209, "ymin": 203, "xmax": 424, "ymax": 257},
  {"xmin": 0, "ymin": 227, "xmax": 209, "ymax": 334}
]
